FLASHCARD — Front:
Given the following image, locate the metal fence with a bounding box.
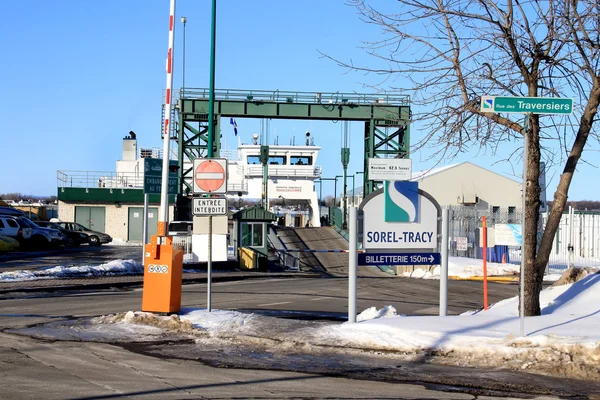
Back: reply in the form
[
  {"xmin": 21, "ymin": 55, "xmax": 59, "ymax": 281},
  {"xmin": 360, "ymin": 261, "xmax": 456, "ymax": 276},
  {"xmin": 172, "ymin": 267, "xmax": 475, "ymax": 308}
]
[
  {"xmin": 171, "ymin": 235, "xmax": 194, "ymax": 263},
  {"xmin": 448, "ymin": 206, "xmax": 600, "ymax": 272}
]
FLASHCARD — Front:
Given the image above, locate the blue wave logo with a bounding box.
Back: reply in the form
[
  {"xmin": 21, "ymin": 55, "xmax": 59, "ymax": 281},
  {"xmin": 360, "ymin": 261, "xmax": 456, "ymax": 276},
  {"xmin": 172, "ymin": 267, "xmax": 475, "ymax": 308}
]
[{"xmin": 384, "ymin": 181, "xmax": 419, "ymax": 222}]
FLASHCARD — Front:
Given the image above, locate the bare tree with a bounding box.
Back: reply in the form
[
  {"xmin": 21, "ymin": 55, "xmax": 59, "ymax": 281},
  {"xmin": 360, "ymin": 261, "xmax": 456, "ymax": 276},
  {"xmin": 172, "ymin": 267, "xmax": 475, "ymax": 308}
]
[{"xmin": 325, "ymin": 0, "xmax": 600, "ymax": 315}]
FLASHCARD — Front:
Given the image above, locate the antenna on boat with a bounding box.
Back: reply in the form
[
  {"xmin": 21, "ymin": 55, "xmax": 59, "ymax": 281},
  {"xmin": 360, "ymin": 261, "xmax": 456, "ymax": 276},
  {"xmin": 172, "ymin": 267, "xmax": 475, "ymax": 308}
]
[{"xmin": 305, "ymin": 131, "xmax": 310, "ymax": 146}]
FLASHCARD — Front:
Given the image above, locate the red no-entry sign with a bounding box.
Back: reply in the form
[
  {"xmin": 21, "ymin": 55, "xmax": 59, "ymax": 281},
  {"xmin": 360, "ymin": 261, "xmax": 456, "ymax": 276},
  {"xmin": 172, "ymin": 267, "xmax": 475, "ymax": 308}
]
[{"xmin": 193, "ymin": 158, "xmax": 228, "ymax": 194}]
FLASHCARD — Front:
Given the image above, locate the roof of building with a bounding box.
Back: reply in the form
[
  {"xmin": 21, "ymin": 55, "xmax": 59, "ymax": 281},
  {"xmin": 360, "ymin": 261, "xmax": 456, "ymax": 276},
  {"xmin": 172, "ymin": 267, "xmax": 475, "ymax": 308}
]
[
  {"xmin": 411, "ymin": 161, "xmax": 520, "ymax": 183},
  {"xmin": 232, "ymin": 206, "xmax": 278, "ymax": 221},
  {"xmin": 347, "ymin": 161, "xmax": 520, "ymax": 196}
]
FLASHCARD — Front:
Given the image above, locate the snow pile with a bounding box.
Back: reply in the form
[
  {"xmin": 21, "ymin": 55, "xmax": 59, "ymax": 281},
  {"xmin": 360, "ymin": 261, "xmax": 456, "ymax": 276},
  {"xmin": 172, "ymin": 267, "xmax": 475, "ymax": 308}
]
[
  {"xmin": 397, "ymin": 257, "xmax": 577, "ymax": 281},
  {"xmin": 398, "ymin": 267, "xmax": 436, "ymax": 279},
  {"xmin": 0, "ymin": 259, "xmax": 143, "ymax": 281},
  {"xmin": 94, "ymin": 311, "xmax": 195, "ymax": 332},
  {"xmin": 356, "ymin": 305, "xmax": 398, "ymax": 321},
  {"xmin": 106, "ymin": 239, "xmax": 141, "ymax": 247},
  {"xmin": 397, "ymin": 257, "xmax": 522, "ymax": 279},
  {"xmin": 86, "ymin": 272, "xmax": 600, "ymax": 379}
]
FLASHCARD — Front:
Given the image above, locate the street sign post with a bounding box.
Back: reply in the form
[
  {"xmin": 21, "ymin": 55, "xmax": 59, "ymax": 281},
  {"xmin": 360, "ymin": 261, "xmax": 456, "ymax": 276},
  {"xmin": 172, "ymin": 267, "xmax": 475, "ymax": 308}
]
[
  {"xmin": 144, "ymin": 158, "xmax": 178, "ymax": 194},
  {"xmin": 479, "ymin": 94, "xmax": 570, "ymax": 336},
  {"xmin": 358, "ymin": 252, "xmax": 441, "ymax": 266},
  {"xmin": 192, "ymin": 198, "xmax": 227, "ymax": 216},
  {"xmin": 480, "ymin": 96, "xmax": 573, "ymax": 115}
]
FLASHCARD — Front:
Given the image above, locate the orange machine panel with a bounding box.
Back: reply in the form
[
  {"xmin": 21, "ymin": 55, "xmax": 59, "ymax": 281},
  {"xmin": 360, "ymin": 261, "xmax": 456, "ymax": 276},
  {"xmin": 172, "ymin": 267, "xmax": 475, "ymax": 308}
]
[{"xmin": 141, "ymin": 239, "xmax": 184, "ymax": 314}]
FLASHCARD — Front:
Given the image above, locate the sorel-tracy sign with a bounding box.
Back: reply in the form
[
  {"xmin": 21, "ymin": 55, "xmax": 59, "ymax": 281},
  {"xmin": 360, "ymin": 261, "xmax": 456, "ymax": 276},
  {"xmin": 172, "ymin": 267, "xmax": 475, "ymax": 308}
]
[{"xmin": 360, "ymin": 181, "xmax": 441, "ymax": 250}]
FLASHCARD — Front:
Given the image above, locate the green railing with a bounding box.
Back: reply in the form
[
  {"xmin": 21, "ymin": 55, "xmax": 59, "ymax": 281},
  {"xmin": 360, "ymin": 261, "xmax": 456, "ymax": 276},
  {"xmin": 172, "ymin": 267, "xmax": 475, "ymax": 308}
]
[{"xmin": 177, "ymin": 88, "xmax": 410, "ymax": 106}]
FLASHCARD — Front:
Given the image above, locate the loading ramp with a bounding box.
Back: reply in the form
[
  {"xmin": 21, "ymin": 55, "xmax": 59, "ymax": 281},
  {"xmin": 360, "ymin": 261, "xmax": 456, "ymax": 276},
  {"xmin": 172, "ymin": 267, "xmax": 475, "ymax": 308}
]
[{"xmin": 273, "ymin": 226, "xmax": 391, "ymax": 277}]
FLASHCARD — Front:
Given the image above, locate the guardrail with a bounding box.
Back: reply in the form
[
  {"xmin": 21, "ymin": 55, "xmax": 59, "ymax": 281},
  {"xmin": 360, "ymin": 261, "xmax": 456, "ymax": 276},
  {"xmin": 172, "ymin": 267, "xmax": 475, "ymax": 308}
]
[
  {"xmin": 57, "ymin": 170, "xmax": 145, "ymax": 189},
  {"xmin": 177, "ymin": 88, "xmax": 410, "ymax": 106}
]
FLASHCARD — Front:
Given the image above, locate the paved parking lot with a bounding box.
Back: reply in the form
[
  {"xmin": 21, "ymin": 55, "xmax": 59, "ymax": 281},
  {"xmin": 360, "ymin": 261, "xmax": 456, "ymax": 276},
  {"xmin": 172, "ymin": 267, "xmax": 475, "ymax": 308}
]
[{"xmin": 0, "ymin": 245, "xmax": 143, "ymax": 271}]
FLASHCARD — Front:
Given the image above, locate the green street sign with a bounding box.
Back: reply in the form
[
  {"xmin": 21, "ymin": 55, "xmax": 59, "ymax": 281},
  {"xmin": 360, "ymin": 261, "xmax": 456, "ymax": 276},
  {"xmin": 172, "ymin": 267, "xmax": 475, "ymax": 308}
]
[
  {"xmin": 480, "ymin": 96, "xmax": 573, "ymax": 115},
  {"xmin": 144, "ymin": 158, "xmax": 178, "ymax": 195}
]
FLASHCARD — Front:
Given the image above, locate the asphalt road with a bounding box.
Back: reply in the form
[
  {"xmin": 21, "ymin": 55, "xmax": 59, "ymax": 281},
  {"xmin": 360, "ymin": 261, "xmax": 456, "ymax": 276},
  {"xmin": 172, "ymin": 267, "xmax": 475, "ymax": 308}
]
[
  {"xmin": 0, "ymin": 245, "xmax": 143, "ymax": 272},
  {"xmin": 0, "ymin": 247, "xmax": 596, "ymax": 398}
]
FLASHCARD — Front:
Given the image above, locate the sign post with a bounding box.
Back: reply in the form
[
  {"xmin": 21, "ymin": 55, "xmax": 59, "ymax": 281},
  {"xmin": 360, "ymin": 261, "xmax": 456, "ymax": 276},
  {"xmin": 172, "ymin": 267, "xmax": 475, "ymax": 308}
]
[
  {"xmin": 359, "ymin": 182, "xmax": 444, "ymax": 315},
  {"xmin": 480, "ymin": 94, "xmax": 574, "ymax": 336},
  {"xmin": 348, "ymin": 206, "xmax": 357, "ymax": 323},
  {"xmin": 193, "ymin": 158, "xmax": 228, "ymax": 312},
  {"xmin": 440, "ymin": 208, "xmax": 449, "ymax": 316}
]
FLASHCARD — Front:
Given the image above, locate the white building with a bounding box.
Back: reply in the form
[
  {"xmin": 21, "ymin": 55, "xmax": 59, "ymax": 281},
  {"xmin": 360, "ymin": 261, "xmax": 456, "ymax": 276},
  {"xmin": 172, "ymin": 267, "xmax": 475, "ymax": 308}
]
[
  {"xmin": 411, "ymin": 162, "xmax": 522, "ymax": 210},
  {"xmin": 348, "ymin": 161, "xmax": 522, "ymax": 211}
]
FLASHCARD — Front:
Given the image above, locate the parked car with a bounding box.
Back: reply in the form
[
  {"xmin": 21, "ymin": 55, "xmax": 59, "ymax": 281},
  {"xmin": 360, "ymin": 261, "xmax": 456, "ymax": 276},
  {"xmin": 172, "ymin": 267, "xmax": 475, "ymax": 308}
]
[
  {"xmin": 17, "ymin": 216, "xmax": 68, "ymax": 248},
  {"xmin": 0, "ymin": 215, "xmax": 32, "ymax": 244},
  {"xmin": 53, "ymin": 222, "xmax": 112, "ymax": 246},
  {"xmin": 0, "ymin": 235, "xmax": 20, "ymax": 252},
  {"xmin": 168, "ymin": 221, "xmax": 193, "ymax": 236},
  {"xmin": 36, "ymin": 221, "xmax": 90, "ymax": 247},
  {"xmin": 0, "ymin": 206, "xmax": 26, "ymax": 217}
]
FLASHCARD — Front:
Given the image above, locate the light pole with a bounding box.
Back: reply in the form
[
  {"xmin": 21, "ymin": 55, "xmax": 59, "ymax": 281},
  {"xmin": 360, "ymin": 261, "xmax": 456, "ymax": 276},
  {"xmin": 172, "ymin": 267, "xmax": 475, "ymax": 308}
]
[
  {"xmin": 336, "ymin": 174, "xmax": 354, "ymax": 229},
  {"xmin": 355, "ymin": 171, "xmax": 364, "ymax": 205},
  {"xmin": 181, "ymin": 16, "xmax": 187, "ymax": 95},
  {"xmin": 315, "ymin": 177, "xmax": 336, "ymax": 206},
  {"xmin": 207, "ymin": 0, "xmax": 217, "ymax": 313}
]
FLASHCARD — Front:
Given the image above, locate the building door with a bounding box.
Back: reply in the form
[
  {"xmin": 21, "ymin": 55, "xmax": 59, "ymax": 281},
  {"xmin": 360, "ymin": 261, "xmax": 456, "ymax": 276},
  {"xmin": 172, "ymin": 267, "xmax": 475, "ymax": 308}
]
[
  {"xmin": 75, "ymin": 206, "xmax": 106, "ymax": 232},
  {"xmin": 128, "ymin": 207, "xmax": 158, "ymax": 242}
]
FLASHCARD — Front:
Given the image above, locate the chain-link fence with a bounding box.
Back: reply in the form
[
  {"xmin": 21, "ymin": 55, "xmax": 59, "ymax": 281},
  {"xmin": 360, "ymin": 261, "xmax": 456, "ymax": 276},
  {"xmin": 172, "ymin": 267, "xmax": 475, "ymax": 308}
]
[{"xmin": 447, "ymin": 206, "xmax": 600, "ymax": 273}]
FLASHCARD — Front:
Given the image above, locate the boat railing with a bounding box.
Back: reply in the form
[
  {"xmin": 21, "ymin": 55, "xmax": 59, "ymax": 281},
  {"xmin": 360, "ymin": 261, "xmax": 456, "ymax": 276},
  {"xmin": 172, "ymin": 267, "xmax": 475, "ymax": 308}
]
[{"xmin": 244, "ymin": 165, "xmax": 321, "ymax": 178}]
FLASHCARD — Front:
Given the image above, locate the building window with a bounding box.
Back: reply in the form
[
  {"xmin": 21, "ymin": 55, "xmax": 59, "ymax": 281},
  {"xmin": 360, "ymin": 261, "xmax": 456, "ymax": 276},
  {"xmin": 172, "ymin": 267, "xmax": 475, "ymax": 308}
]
[
  {"xmin": 290, "ymin": 156, "xmax": 312, "ymax": 165},
  {"xmin": 247, "ymin": 156, "xmax": 260, "ymax": 165},
  {"xmin": 246, "ymin": 155, "xmax": 287, "ymax": 165},
  {"xmin": 268, "ymin": 156, "xmax": 286, "ymax": 165},
  {"xmin": 508, "ymin": 206, "xmax": 516, "ymax": 223},
  {"xmin": 241, "ymin": 222, "xmax": 263, "ymax": 247}
]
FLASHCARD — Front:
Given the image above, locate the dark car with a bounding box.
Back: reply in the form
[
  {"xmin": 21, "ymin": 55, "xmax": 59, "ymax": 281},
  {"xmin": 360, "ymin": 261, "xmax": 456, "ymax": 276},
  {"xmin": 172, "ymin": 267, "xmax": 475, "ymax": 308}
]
[
  {"xmin": 54, "ymin": 222, "xmax": 112, "ymax": 246},
  {"xmin": 37, "ymin": 221, "xmax": 90, "ymax": 247}
]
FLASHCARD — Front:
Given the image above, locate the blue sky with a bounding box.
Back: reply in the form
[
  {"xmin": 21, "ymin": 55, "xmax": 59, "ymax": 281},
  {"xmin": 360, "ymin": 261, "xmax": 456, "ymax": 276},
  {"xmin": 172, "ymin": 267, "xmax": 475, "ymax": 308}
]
[{"xmin": 1, "ymin": 0, "xmax": 598, "ymax": 201}]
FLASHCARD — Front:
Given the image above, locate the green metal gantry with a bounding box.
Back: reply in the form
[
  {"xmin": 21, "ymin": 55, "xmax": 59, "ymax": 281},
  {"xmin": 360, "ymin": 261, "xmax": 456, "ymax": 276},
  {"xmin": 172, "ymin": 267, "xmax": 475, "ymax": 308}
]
[{"xmin": 171, "ymin": 88, "xmax": 410, "ymax": 196}]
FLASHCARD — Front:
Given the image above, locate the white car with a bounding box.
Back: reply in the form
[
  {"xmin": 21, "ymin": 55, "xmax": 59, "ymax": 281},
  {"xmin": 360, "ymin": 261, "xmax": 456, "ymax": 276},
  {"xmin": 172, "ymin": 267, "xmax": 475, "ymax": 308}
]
[{"xmin": 0, "ymin": 215, "xmax": 32, "ymax": 243}]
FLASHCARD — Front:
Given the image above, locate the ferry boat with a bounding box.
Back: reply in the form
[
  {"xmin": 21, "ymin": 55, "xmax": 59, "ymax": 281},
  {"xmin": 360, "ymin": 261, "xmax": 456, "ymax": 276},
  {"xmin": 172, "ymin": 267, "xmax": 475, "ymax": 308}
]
[{"xmin": 224, "ymin": 133, "xmax": 322, "ymax": 227}]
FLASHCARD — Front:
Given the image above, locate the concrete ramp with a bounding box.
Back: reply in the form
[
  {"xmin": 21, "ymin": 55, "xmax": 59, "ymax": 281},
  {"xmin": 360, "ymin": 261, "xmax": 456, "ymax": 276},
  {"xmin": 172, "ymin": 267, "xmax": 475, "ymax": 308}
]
[
  {"xmin": 274, "ymin": 227, "xmax": 325, "ymax": 272},
  {"xmin": 275, "ymin": 226, "xmax": 391, "ymax": 278}
]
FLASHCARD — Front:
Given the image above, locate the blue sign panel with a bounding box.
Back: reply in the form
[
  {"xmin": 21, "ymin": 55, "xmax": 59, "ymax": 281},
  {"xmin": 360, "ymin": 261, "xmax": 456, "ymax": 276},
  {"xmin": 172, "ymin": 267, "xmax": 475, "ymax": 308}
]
[{"xmin": 358, "ymin": 252, "xmax": 441, "ymax": 266}]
